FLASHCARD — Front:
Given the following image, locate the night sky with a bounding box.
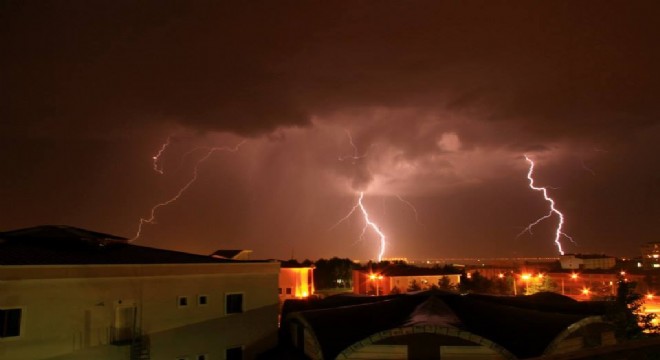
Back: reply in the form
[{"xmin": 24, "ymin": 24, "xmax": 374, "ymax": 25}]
[{"xmin": 2, "ymin": 1, "xmax": 659, "ymax": 261}]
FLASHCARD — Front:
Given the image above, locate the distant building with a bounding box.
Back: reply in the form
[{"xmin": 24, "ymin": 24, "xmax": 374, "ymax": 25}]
[
  {"xmin": 353, "ymin": 267, "xmax": 461, "ymax": 295},
  {"xmin": 0, "ymin": 225, "xmax": 279, "ymax": 360},
  {"xmin": 279, "ymin": 264, "xmax": 315, "ymax": 302},
  {"xmin": 559, "ymin": 254, "xmax": 616, "ymax": 270},
  {"xmin": 641, "ymin": 242, "xmax": 660, "ymax": 269}
]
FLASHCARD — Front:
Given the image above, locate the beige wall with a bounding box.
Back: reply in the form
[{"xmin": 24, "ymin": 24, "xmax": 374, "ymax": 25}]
[{"xmin": 0, "ymin": 262, "xmax": 279, "ymax": 360}]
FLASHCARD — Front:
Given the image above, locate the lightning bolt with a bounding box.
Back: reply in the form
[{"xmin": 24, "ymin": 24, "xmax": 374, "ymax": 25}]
[
  {"xmin": 132, "ymin": 141, "xmax": 246, "ymax": 241},
  {"xmin": 329, "ymin": 192, "xmax": 387, "ymax": 262},
  {"xmin": 338, "ymin": 129, "xmax": 370, "ymax": 163},
  {"xmin": 152, "ymin": 136, "xmax": 171, "ymax": 174},
  {"xmin": 518, "ymin": 154, "xmax": 572, "ymax": 255}
]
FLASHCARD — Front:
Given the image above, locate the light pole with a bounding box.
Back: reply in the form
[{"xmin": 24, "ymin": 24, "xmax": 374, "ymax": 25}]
[{"xmin": 369, "ymin": 274, "xmax": 383, "ymax": 296}]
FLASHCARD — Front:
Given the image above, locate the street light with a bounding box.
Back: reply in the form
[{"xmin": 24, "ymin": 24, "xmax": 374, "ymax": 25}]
[
  {"xmin": 369, "ymin": 273, "xmax": 383, "ymax": 296},
  {"xmin": 521, "ymin": 273, "xmax": 532, "ymax": 295}
]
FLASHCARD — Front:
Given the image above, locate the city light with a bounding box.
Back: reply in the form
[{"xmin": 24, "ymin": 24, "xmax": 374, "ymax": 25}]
[
  {"xmin": 582, "ymin": 288, "xmax": 591, "ymax": 296},
  {"xmin": 570, "ymin": 273, "xmax": 579, "ymax": 280}
]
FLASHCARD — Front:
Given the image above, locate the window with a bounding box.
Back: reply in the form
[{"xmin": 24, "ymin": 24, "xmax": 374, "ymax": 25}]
[
  {"xmin": 178, "ymin": 296, "xmax": 189, "ymax": 308},
  {"xmin": 197, "ymin": 355, "xmax": 208, "ymax": 360},
  {"xmin": 225, "ymin": 293, "xmax": 243, "ymax": 314},
  {"xmin": 278, "ymin": 288, "xmax": 282, "ymax": 294},
  {"xmin": 285, "ymin": 288, "xmax": 292, "ymax": 295},
  {"xmin": 0, "ymin": 308, "xmax": 22, "ymax": 338},
  {"xmin": 198, "ymin": 295, "xmax": 208, "ymax": 306},
  {"xmin": 226, "ymin": 346, "xmax": 243, "ymax": 360}
]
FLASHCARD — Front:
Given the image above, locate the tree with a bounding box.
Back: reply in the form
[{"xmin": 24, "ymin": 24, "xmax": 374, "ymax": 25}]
[
  {"xmin": 408, "ymin": 279, "xmax": 422, "ymax": 292},
  {"xmin": 526, "ymin": 277, "xmax": 557, "ymax": 295},
  {"xmin": 459, "ymin": 272, "xmax": 493, "ymax": 294},
  {"xmin": 438, "ymin": 276, "xmax": 456, "ymax": 291},
  {"xmin": 313, "ymin": 257, "xmax": 357, "ymax": 289},
  {"xmin": 606, "ymin": 278, "xmax": 659, "ymax": 339}
]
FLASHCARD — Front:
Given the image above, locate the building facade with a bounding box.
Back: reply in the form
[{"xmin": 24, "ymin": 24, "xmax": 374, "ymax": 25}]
[
  {"xmin": 278, "ymin": 265, "xmax": 314, "ymax": 302},
  {"xmin": 0, "ymin": 226, "xmax": 280, "ymax": 360}
]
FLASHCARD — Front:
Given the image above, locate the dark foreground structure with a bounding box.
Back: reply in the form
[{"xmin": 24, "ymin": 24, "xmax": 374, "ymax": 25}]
[{"xmin": 271, "ymin": 290, "xmax": 660, "ymax": 359}]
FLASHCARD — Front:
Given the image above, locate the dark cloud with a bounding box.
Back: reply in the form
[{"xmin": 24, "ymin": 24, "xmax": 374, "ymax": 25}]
[
  {"xmin": 1, "ymin": 1, "xmax": 659, "ymax": 260},
  {"xmin": 3, "ymin": 1, "xmax": 659, "ymax": 140}
]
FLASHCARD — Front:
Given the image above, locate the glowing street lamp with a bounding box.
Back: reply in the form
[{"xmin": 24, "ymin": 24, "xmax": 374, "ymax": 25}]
[
  {"xmin": 521, "ymin": 273, "xmax": 532, "ymax": 294},
  {"xmin": 369, "ymin": 273, "xmax": 384, "ymax": 296},
  {"xmin": 582, "ymin": 287, "xmax": 591, "ymax": 296}
]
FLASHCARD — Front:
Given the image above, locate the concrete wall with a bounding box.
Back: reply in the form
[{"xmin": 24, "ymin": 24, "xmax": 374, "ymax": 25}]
[{"xmin": 0, "ymin": 262, "xmax": 279, "ymax": 360}]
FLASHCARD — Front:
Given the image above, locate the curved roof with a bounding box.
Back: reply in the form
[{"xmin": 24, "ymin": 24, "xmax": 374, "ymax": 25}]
[{"xmin": 282, "ymin": 290, "xmax": 613, "ymax": 359}]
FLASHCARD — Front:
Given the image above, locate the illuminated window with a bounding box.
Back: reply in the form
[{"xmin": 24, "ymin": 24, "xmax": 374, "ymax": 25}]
[
  {"xmin": 654, "ymin": 264, "xmax": 660, "ymax": 268},
  {"xmin": 226, "ymin": 346, "xmax": 243, "ymax": 360},
  {"xmin": 225, "ymin": 293, "xmax": 243, "ymax": 314},
  {"xmin": 178, "ymin": 296, "xmax": 189, "ymax": 308},
  {"xmin": 198, "ymin": 295, "xmax": 208, "ymax": 306},
  {"xmin": 0, "ymin": 308, "xmax": 22, "ymax": 338}
]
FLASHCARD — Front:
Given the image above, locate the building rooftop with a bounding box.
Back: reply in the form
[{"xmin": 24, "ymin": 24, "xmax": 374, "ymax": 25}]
[
  {"xmin": 281, "ymin": 291, "xmax": 613, "ymax": 359},
  {"xmin": 0, "ymin": 225, "xmax": 264, "ymax": 265}
]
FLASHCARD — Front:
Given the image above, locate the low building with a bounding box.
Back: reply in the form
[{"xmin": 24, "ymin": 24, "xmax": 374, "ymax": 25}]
[
  {"xmin": 353, "ymin": 266, "xmax": 461, "ymax": 296},
  {"xmin": 641, "ymin": 242, "xmax": 660, "ymax": 270},
  {"xmin": 0, "ymin": 225, "xmax": 279, "ymax": 360},
  {"xmin": 278, "ymin": 264, "xmax": 315, "ymax": 302},
  {"xmin": 560, "ymin": 254, "xmax": 616, "ymax": 270}
]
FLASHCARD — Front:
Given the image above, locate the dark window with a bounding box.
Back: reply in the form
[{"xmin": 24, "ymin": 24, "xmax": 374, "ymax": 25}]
[
  {"xmin": 178, "ymin": 296, "xmax": 188, "ymax": 307},
  {"xmin": 226, "ymin": 346, "xmax": 243, "ymax": 360},
  {"xmin": 285, "ymin": 288, "xmax": 292, "ymax": 295},
  {"xmin": 197, "ymin": 355, "xmax": 207, "ymax": 360},
  {"xmin": 226, "ymin": 294, "xmax": 243, "ymax": 314},
  {"xmin": 278, "ymin": 288, "xmax": 282, "ymax": 294},
  {"xmin": 0, "ymin": 308, "xmax": 22, "ymax": 338},
  {"xmin": 198, "ymin": 295, "xmax": 208, "ymax": 305}
]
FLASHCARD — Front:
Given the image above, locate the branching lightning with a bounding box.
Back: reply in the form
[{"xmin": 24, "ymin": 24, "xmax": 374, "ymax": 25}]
[
  {"xmin": 338, "ymin": 129, "xmax": 369, "ymax": 163},
  {"xmin": 132, "ymin": 140, "xmax": 246, "ymax": 241},
  {"xmin": 329, "ymin": 130, "xmax": 389, "ymax": 261},
  {"xmin": 152, "ymin": 136, "xmax": 171, "ymax": 174},
  {"xmin": 518, "ymin": 154, "xmax": 572, "ymax": 255},
  {"xmin": 329, "ymin": 191, "xmax": 387, "ymax": 262}
]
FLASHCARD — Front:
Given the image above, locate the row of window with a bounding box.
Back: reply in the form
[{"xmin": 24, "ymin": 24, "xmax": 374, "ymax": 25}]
[
  {"xmin": 278, "ymin": 288, "xmax": 293, "ymax": 295},
  {"xmin": 178, "ymin": 293, "xmax": 244, "ymax": 314},
  {"xmin": 178, "ymin": 295, "xmax": 209, "ymax": 307}
]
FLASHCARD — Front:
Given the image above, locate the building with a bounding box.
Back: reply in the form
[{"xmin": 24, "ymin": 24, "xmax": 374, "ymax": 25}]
[
  {"xmin": 278, "ymin": 264, "xmax": 314, "ymax": 303},
  {"xmin": 280, "ymin": 291, "xmax": 620, "ymax": 359},
  {"xmin": 353, "ymin": 266, "xmax": 461, "ymax": 296},
  {"xmin": 641, "ymin": 242, "xmax": 660, "ymax": 270},
  {"xmin": 0, "ymin": 225, "xmax": 280, "ymax": 360},
  {"xmin": 559, "ymin": 254, "xmax": 616, "ymax": 270}
]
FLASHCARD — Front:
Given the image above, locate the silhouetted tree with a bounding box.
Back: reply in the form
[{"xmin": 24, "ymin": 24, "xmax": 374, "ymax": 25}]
[
  {"xmin": 438, "ymin": 276, "xmax": 456, "ymax": 291},
  {"xmin": 313, "ymin": 257, "xmax": 356, "ymax": 289},
  {"xmin": 459, "ymin": 272, "xmax": 493, "ymax": 294},
  {"xmin": 407, "ymin": 279, "xmax": 422, "ymax": 292},
  {"xmin": 607, "ymin": 278, "xmax": 659, "ymax": 339}
]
